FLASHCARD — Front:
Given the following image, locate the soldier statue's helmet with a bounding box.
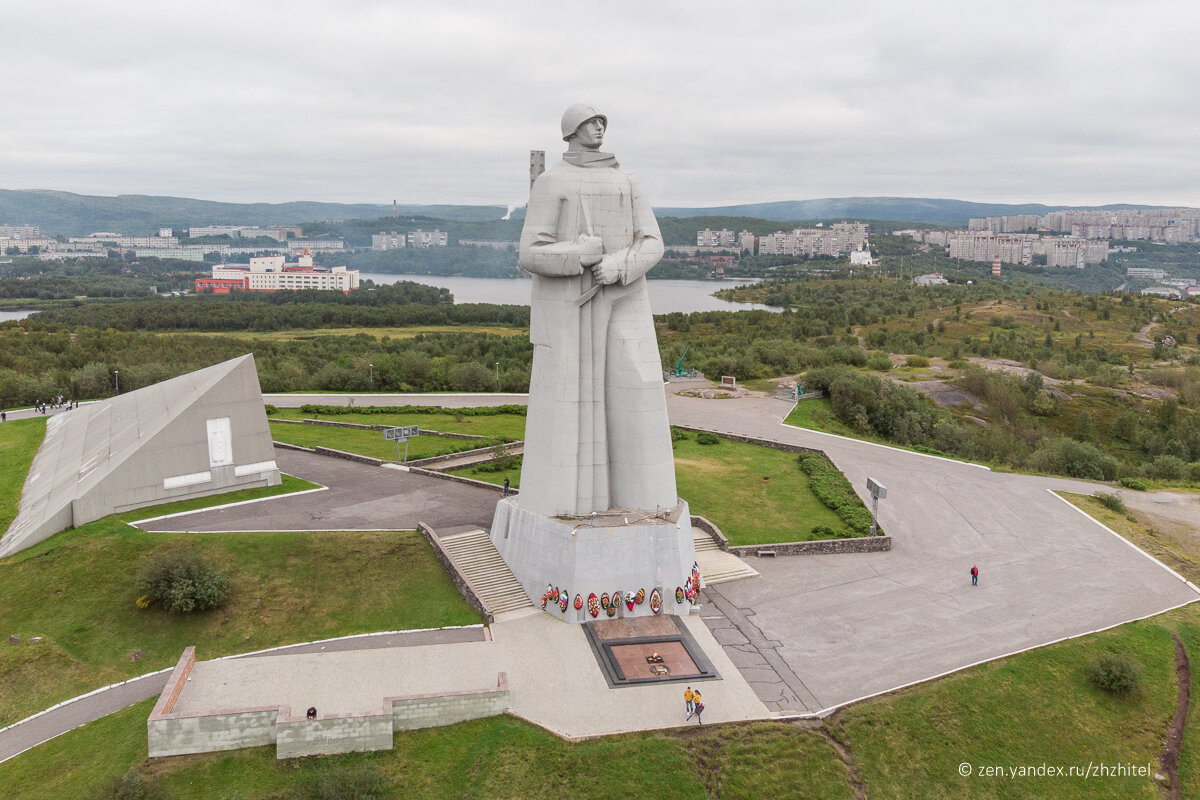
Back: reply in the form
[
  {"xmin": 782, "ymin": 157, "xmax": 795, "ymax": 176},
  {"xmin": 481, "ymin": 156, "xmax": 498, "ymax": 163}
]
[{"xmin": 561, "ymin": 103, "xmax": 607, "ymax": 141}]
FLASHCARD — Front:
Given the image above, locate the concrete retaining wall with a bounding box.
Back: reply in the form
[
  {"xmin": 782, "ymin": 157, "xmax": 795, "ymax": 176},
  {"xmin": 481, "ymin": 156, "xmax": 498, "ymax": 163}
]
[
  {"xmin": 674, "ymin": 426, "xmax": 823, "ymax": 456},
  {"xmin": 407, "ymin": 466, "xmax": 518, "ymax": 496},
  {"xmin": 729, "ymin": 536, "xmax": 892, "ymax": 557},
  {"xmin": 148, "ymin": 707, "xmax": 279, "ymax": 757},
  {"xmin": 406, "ymin": 441, "xmax": 522, "ymax": 469},
  {"xmin": 273, "ymin": 441, "xmax": 316, "ymax": 453},
  {"xmin": 392, "ymin": 674, "xmax": 509, "ymax": 731},
  {"xmin": 148, "ymin": 648, "xmax": 508, "ymax": 759},
  {"xmin": 691, "ymin": 515, "xmax": 730, "ymax": 550},
  {"xmin": 312, "ymin": 446, "xmax": 383, "ymax": 466},
  {"xmin": 276, "ymin": 709, "xmax": 392, "ymax": 758}
]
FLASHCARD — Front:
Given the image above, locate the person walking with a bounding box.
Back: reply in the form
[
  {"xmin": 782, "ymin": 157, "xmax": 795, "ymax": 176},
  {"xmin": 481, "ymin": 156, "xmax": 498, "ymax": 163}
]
[
  {"xmin": 694, "ymin": 693, "xmax": 704, "ymax": 725},
  {"xmin": 684, "ymin": 686, "xmax": 694, "ymax": 717},
  {"xmin": 1, "ymin": 411, "xmax": 6, "ymax": 422},
  {"xmin": 971, "ymin": 565, "xmax": 979, "ymax": 586},
  {"xmin": 503, "ymin": 476, "xmax": 510, "ymax": 498}
]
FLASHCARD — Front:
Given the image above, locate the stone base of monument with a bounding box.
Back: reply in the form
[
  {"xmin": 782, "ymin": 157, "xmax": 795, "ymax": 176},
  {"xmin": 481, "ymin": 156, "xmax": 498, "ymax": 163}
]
[{"xmin": 489, "ymin": 497, "xmax": 700, "ymax": 623}]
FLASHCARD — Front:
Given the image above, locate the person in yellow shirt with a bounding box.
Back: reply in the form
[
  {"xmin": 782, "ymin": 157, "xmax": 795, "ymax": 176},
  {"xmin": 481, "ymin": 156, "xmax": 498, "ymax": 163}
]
[
  {"xmin": 684, "ymin": 686, "xmax": 694, "ymax": 716},
  {"xmin": 693, "ymin": 690, "xmax": 704, "ymax": 725}
]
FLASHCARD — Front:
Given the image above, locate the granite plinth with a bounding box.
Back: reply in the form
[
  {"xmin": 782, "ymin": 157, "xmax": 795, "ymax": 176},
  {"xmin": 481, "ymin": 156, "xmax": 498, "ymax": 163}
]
[{"xmin": 490, "ymin": 496, "xmax": 698, "ymax": 623}]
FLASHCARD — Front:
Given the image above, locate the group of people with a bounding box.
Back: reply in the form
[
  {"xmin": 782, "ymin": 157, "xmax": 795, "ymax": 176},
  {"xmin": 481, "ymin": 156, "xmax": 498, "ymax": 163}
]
[
  {"xmin": 683, "ymin": 686, "xmax": 704, "ymax": 724},
  {"xmin": 33, "ymin": 396, "xmax": 76, "ymax": 414}
]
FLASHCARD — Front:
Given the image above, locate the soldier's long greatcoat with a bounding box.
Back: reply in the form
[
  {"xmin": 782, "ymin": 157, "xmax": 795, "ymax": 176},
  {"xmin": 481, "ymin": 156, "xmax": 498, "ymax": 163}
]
[{"xmin": 516, "ymin": 156, "xmax": 678, "ymax": 517}]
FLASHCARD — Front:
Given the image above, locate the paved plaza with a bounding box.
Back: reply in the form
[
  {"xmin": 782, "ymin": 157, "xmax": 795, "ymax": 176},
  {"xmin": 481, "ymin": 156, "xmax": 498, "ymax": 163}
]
[
  {"xmin": 666, "ymin": 391, "xmax": 1200, "ymax": 714},
  {"xmin": 172, "ymin": 610, "xmax": 767, "ymax": 739}
]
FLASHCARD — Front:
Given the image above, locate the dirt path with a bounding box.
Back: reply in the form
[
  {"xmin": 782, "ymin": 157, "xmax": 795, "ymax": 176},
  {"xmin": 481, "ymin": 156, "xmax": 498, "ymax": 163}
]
[
  {"xmin": 1161, "ymin": 634, "xmax": 1190, "ymax": 800},
  {"xmin": 801, "ymin": 715, "xmax": 870, "ymax": 800}
]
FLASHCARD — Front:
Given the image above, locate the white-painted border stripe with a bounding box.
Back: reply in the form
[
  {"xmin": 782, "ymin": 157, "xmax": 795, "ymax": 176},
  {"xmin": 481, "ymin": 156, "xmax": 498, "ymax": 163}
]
[
  {"xmin": 779, "ymin": 401, "xmax": 991, "ymax": 470},
  {"xmin": 0, "ymin": 623, "xmax": 485, "ymax": 764},
  {"xmin": 127, "ymin": 486, "xmax": 327, "ymax": 525}
]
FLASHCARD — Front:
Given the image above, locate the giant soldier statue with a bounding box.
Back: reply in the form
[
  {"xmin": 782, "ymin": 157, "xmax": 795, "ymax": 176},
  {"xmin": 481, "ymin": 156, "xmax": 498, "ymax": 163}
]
[{"xmin": 490, "ymin": 104, "xmax": 697, "ymax": 622}]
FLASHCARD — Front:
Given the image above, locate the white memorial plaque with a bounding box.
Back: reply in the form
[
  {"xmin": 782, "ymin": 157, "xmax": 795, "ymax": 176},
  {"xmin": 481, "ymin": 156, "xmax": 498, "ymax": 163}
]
[{"xmin": 206, "ymin": 417, "xmax": 233, "ymax": 467}]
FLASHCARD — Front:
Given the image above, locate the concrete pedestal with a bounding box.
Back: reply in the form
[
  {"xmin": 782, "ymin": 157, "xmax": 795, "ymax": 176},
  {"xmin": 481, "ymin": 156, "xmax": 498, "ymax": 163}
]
[{"xmin": 489, "ymin": 497, "xmax": 699, "ymax": 623}]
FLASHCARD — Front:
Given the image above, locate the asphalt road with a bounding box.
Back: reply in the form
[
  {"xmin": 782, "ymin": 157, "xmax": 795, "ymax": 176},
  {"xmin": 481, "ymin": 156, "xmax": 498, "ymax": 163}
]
[{"xmin": 136, "ymin": 447, "xmax": 504, "ymax": 533}]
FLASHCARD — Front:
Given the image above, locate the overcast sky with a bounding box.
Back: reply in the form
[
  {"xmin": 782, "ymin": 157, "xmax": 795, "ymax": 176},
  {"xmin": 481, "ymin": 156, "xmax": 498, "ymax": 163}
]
[{"xmin": 3, "ymin": 0, "xmax": 1198, "ymax": 209}]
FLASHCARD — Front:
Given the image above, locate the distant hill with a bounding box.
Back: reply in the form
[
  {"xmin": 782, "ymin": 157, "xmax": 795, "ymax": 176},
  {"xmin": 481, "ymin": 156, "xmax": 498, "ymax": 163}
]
[
  {"xmin": 654, "ymin": 197, "xmax": 1170, "ymax": 227},
  {"xmin": 0, "ymin": 190, "xmax": 508, "ymax": 236},
  {"xmin": 1, "ymin": 189, "xmax": 1182, "ymax": 238}
]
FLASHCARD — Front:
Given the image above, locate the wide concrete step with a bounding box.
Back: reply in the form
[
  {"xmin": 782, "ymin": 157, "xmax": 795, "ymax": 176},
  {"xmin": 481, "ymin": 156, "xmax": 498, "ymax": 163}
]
[
  {"xmin": 435, "ymin": 528, "xmax": 533, "ymax": 618},
  {"xmin": 691, "ymin": 527, "xmax": 758, "ymax": 585}
]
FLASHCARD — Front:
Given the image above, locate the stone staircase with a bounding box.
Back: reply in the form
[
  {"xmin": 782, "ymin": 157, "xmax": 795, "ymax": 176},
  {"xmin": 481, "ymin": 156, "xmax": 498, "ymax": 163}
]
[
  {"xmin": 693, "ymin": 527, "xmax": 759, "ymax": 585},
  {"xmin": 437, "ymin": 529, "xmax": 534, "ymax": 617}
]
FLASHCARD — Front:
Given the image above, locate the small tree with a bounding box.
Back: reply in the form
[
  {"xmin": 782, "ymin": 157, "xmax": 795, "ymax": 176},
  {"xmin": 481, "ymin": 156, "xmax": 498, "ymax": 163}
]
[
  {"xmin": 135, "ymin": 548, "xmax": 230, "ymax": 614},
  {"xmin": 1087, "ymin": 652, "xmax": 1140, "ymax": 695}
]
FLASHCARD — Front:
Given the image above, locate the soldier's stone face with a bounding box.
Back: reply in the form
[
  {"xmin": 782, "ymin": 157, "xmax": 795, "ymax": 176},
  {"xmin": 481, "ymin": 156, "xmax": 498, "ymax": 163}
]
[{"xmin": 574, "ymin": 117, "xmax": 606, "ymax": 149}]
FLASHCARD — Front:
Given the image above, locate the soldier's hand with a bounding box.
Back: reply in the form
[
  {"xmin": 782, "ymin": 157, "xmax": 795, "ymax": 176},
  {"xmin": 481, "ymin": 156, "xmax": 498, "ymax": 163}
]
[
  {"xmin": 592, "ymin": 255, "xmax": 621, "ymax": 285},
  {"xmin": 577, "ymin": 234, "xmax": 604, "ymax": 267}
]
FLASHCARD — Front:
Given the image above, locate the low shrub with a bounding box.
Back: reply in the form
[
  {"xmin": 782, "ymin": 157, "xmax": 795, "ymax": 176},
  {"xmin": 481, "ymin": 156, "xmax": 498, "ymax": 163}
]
[
  {"xmin": 810, "ymin": 525, "xmax": 836, "ymax": 538},
  {"xmin": 867, "ymin": 351, "xmax": 893, "ymax": 371},
  {"xmin": 90, "ymin": 771, "xmax": 164, "ymax": 800},
  {"xmin": 1187, "ymin": 462, "xmax": 1200, "ymax": 483},
  {"xmin": 695, "ymin": 432, "xmax": 721, "ymax": 446},
  {"xmin": 671, "ymin": 427, "xmax": 689, "ymax": 442},
  {"xmin": 134, "ymin": 547, "xmax": 230, "ymax": 614},
  {"xmin": 294, "ymin": 763, "xmax": 391, "ymax": 800},
  {"xmin": 1087, "ymin": 652, "xmax": 1141, "ymax": 695},
  {"xmin": 905, "ymin": 355, "xmax": 930, "ymax": 368},
  {"xmin": 1119, "ymin": 477, "xmax": 1148, "ymax": 491},
  {"xmin": 1142, "ymin": 454, "xmax": 1187, "ymax": 481},
  {"xmin": 1093, "ymin": 492, "xmax": 1125, "ymax": 514},
  {"xmin": 798, "ymin": 453, "xmax": 872, "ymax": 533}
]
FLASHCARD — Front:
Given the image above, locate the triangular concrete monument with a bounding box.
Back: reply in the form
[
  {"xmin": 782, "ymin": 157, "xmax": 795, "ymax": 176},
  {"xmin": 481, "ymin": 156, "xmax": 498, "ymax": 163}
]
[{"xmin": 0, "ymin": 354, "xmax": 280, "ymax": 557}]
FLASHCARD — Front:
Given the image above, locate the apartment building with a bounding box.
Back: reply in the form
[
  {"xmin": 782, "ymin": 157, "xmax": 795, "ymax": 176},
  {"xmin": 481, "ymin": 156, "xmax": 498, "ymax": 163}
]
[
  {"xmin": 372, "ymin": 233, "xmax": 407, "ymax": 250},
  {"xmin": 200, "ymin": 255, "xmax": 359, "ymax": 293},
  {"xmin": 407, "ymin": 229, "xmax": 448, "ymax": 248}
]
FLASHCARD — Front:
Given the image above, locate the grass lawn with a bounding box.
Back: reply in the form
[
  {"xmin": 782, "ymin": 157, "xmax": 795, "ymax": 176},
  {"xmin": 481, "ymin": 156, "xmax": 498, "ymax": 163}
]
[
  {"xmin": 269, "ymin": 421, "xmax": 498, "ymax": 462},
  {"xmin": 673, "ymin": 433, "xmax": 854, "ymax": 545},
  {"xmin": 267, "ymin": 409, "xmax": 526, "ymax": 463},
  {"xmin": 784, "ymin": 397, "xmax": 857, "ymax": 437},
  {"xmin": 0, "ymin": 707, "xmax": 854, "ymax": 800},
  {"xmin": 448, "ymin": 458, "xmax": 523, "ymax": 490},
  {"xmin": 840, "ymin": 609, "xmax": 1188, "ymax": 800},
  {"xmin": 0, "ymin": 525, "xmax": 479, "ymax": 728},
  {"xmin": 268, "ymin": 406, "xmax": 527, "ymax": 439},
  {"xmin": 452, "ymin": 435, "xmax": 866, "ymax": 546},
  {"xmin": 0, "ymin": 417, "xmax": 45, "ymax": 530}
]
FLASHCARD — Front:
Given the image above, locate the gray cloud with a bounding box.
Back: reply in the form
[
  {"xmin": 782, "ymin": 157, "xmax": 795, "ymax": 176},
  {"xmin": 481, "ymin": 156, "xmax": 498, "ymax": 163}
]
[{"xmin": 2, "ymin": 0, "xmax": 1198, "ymax": 208}]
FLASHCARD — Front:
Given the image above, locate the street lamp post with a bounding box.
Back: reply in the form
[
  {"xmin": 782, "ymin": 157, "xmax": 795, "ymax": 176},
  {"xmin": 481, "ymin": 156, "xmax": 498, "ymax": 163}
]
[
  {"xmin": 495, "ymin": 361, "xmax": 500, "ymax": 390},
  {"xmin": 369, "ymin": 363, "xmax": 373, "ymax": 392},
  {"xmin": 114, "ymin": 370, "xmax": 119, "ymax": 395}
]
